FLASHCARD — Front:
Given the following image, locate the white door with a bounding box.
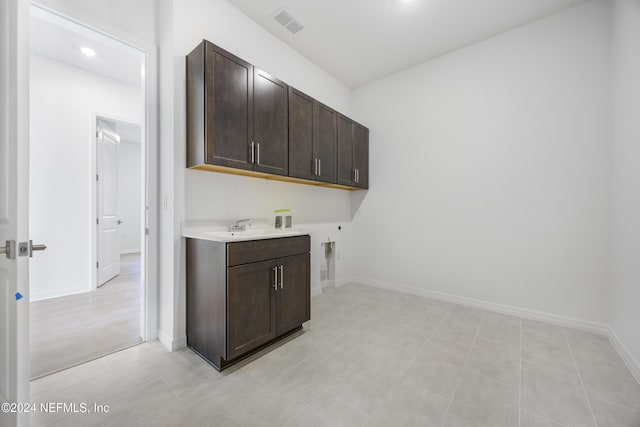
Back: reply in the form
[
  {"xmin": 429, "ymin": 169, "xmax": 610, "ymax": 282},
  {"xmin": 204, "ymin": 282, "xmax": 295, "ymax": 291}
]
[
  {"xmin": 1, "ymin": 0, "xmax": 30, "ymax": 426},
  {"xmin": 97, "ymin": 126, "xmax": 121, "ymax": 286}
]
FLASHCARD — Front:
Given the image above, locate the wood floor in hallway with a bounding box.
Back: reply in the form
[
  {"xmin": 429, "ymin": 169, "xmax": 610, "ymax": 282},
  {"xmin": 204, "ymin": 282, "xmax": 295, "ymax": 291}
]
[{"xmin": 30, "ymin": 253, "xmax": 142, "ymax": 379}]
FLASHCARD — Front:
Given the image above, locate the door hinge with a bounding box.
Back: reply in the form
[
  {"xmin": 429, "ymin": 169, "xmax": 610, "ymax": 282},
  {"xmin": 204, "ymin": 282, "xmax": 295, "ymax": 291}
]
[
  {"xmin": 145, "ymin": 228, "xmax": 149, "ymax": 236},
  {"xmin": 96, "ymin": 174, "xmax": 99, "ymax": 181},
  {"xmin": 96, "ymin": 131, "xmax": 99, "ymax": 138},
  {"xmin": 96, "ymin": 262, "xmax": 99, "ymax": 268},
  {"xmin": 96, "ymin": 218, "xmax": 99, "ymax": 225}
]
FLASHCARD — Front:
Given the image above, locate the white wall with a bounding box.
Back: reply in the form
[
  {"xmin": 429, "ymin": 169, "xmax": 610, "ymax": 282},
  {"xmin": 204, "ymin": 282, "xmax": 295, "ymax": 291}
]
[
  {"xmin": 29, "ymin": 54, "xmax": 141, "ymax": 301},
  {"xmin": 157, "ymin": 0, "xmax": 178, "ymax": 350},
  {"xmin": 118, "ymin": 139, "xmax": 142, "ymax": 253},
  {"xmin": 154, "ymin": 0, "xmax": 357, "ymax": 350},
  {"xmin": 351, "ymin": 1, "xmax": 612, "ymax": 324},
  {"xmin": 610, "ymin": 0, "xmax": 640, "ymax": 374},
  {"xmin": 184, "ymin": 170, "xmax": 352, "ymax": 223}
]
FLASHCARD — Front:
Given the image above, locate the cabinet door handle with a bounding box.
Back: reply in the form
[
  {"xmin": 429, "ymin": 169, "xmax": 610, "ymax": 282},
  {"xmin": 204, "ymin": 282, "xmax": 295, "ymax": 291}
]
[
  {"xmin": 273, "ymin": 266, "xmax": 278, "ymax": 291},
  {"xmin": 313, "ymin": 158, "xmax": 317, "ymax": 175},
  {"xmin": 356, "ymin": 169, "xmax": 359, "ymax": 183},
  {"xmin": 250, "ymin": 141, "xmax": 255, "ymax": 164},
  {"xmin": 256, "ymin": 142, "xmax": 261, "ymax": 165},
  {"xmin": 318, "ymin": 159, "xmax": 321, "ymax": 176},
  {"xmin": 279, "ymin": 265, "xmax": 284, "ymax": 289}
]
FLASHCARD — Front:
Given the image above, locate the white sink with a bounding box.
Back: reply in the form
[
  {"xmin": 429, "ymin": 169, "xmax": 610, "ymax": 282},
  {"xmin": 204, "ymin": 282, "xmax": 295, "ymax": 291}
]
[
  {"xmin": 200, "ymin": 229, "xmax": 302, "ymax": 242},
  {"xmin": 204, "ymin": 229, "xmax": 265, "ymax": 238}
]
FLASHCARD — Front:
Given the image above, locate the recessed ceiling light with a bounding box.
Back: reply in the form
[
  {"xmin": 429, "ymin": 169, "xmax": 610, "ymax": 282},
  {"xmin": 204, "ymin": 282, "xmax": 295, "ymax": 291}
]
[{"xmin": 80, "ymin": 47, "xmax": 96, "ymax": 57}]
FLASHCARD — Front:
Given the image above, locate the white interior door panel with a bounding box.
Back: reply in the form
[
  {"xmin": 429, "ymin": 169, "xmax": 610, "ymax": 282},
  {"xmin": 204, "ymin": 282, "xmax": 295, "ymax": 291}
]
[{"xmin": 97, "ymin": 126, "xmax": 121, "ymax": 286}]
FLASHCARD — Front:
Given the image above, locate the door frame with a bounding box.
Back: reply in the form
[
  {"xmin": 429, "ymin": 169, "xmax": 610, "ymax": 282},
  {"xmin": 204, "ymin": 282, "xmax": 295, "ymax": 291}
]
[
  {"xmin": 1, "ymin": 0, "xmax": 30, "ymax": 425},
  {"xmin": 31, "ymin": 2, "xmax": 159, "ymax": 342}
]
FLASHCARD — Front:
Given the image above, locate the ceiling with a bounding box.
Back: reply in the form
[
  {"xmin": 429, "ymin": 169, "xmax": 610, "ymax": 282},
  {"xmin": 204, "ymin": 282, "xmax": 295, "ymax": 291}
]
[
  {"xmin": 30, "ymin": 6, "xmax": 144, "ymax": 88},
  {"xmin": 228, "ymin": 0, "xmax": 586, "ymax": 88}
]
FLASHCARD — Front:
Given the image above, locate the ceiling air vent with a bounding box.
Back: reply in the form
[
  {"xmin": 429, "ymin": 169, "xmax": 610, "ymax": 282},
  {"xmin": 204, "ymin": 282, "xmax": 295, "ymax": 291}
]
[{"xmin": 272, "ymin": 7, "xmax": 304, "ymax": 34}]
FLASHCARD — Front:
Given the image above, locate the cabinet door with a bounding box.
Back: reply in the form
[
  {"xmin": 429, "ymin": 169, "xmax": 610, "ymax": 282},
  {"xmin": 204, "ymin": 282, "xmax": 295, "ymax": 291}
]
[
  {"xmin": 253, "ymin": 68, "xmax": 288, "ymax": 176},
  {"xmin": 275, "ymin": 253, "xmax": 310, "ymax": 335},
  {"xmin": 288, "ymin": 88, "xmax": 315, "ymax": 180},
  {"xmin": 315, "ymin": 103, "xmax": 337, "ymax": 184},
  {"xmin": 227, "ymin": 259, "xmax": 276, "ymax": 360},
  {"xmin": 353, "ymin": 123, "xmax": 369, "ymax": 189},
  {"xmin": 337, "ymin": 115, "xmax": 355, "ymax": 186},
  {"xmin": 205, "ymin": 43, "xmax": 253, "ymax": 170}
]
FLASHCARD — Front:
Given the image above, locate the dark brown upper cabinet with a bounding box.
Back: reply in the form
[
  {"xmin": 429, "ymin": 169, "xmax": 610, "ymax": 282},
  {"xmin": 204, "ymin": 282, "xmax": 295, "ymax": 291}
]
[
  {"xmin": 253, "ymin": 69, "xmax": 288, "ymax": 176},
  {"xmin": 288, "ymin": 88, "xmax": 315, "ymax": 181},
  {"xmin": 187, "ymin": 41, "xmax": 252, "ymax": 169},
  {"xmin": 288, "ymin": 87, "xmax": 338, "ymax": 184},
  {"xmin": 187, "ymin": 39, "xmax": 368, "ymax": 190},
  {"xmin": 337, "ymin": 115, "xmax": 369, "ymax": 189},
  {"xmin": 353, "ymin": 122, "xmax": 369, "ymax": 189},
  {"xmin": 187, "ymin": 40, "xmax": 288, "ymax": 176}
]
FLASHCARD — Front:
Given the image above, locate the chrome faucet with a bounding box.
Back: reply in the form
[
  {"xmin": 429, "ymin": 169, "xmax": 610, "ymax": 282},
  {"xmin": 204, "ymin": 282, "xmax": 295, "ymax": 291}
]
[{"xmin": 228, "ymin": 218, "xmax": 251, "ymax": 232}]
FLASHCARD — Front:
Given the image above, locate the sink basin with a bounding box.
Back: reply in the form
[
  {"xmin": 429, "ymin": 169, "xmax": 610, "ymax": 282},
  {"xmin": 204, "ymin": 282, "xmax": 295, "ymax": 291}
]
[
  {"xmin": 205, "ymin": 229, "xmax": 265, "ymax": 238},
  {"xmin": 201, "ymin": 229, "xmax": 302, "ymax": 242}
]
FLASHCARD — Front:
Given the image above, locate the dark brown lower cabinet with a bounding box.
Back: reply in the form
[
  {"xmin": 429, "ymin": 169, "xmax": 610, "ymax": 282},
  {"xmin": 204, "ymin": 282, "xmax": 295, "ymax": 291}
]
[
  {"xmin": 187, "ymin": 235, "xmax": 310, "ymax": 371},
  {"xmin": 227, "ymin": 259, "xmax": 276, "ymax": 360},
  {"xmin": 275, "ymin": 254, "xmax": 311, "ymax": 335}
]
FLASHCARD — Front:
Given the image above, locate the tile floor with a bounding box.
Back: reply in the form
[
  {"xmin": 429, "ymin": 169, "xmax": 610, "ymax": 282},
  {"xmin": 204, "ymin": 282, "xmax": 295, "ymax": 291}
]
[{"xmin": 30, "ymin": 283, "xmax": 640, "ymax": 427}]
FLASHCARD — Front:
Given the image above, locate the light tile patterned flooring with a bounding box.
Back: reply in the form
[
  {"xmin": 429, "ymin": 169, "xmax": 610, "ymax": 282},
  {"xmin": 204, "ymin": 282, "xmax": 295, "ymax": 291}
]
[{"xmin": 31, "ymin": 283, "xmax": 640, "ymax": 426}]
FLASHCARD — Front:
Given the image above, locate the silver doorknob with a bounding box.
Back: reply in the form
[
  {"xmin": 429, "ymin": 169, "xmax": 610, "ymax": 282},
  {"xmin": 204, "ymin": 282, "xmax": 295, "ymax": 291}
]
[
  {"xmin": 29, "ymin": 240, "xmax": 47, "ymax": 258},
  {"xmin": 117, "ymin": 220, "xmax": 123, "ymax": 225},
  {"xmin": 1, "ymin": 240, "xmax": 16, "ymax": 259}
]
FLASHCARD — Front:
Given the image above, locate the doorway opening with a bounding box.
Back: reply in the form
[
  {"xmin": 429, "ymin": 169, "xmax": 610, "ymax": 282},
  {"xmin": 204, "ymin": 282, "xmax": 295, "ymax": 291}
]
[{"xmin": 28, "ymin": 5, "xmax": 150, "ymax": 379}]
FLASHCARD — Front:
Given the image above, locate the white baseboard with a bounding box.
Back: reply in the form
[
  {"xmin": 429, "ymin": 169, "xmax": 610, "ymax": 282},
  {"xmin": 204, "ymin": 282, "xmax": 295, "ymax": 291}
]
[
  {"xmin": 30, "ymin": 286, "xmax": 90, "ymax": 302},
  {"xmin": 350, "ymin": 276, "xmax": 610, "ymax": 335},
  {"xmin": 312, "ymin": 277, "xmax": 352, "ymax": 295},
  {"xmin": 607, "ymin": 327, "xmax": 640, "ymax": 384},
  {"xmin": 334, "ymin": 276, "xmax": 353, "ymax": 288},
  {"xmin": 158, "ymin": 330, "xmax": 187, "ymax": 352}
]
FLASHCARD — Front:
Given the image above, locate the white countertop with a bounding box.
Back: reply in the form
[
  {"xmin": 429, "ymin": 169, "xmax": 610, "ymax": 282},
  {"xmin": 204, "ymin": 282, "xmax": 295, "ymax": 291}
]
[{"xmin": 182, "ymin": 220, "xmax": 306, "ymax": 243}]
